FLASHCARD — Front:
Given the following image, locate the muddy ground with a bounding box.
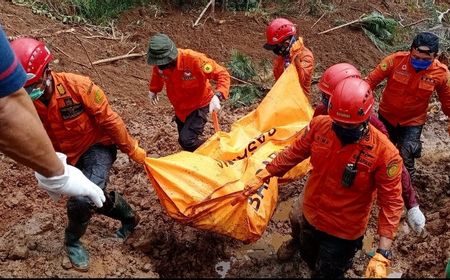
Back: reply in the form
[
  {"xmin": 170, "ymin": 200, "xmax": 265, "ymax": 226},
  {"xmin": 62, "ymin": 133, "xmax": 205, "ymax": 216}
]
[{"xmin": 0, "ymin": 0, "xmax": 449, "ymax": 278}]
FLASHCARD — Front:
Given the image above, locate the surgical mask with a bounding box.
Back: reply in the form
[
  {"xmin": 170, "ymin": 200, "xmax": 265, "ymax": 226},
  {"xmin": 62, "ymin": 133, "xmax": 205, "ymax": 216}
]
[
  {"xmin": 26, "ymin": 87, "xmax": 45, "ymax": 101},
  {"xmin": 321, "ymin": 93, "xmax": 330, "ymax": 108},
  {"xmin": 410, "ymin": 58, "xmax": 432, "ymax": 71},
  {"xmin": 332, "ymin": 122, "xmax": 367, "ymax": 145},
  {"xmin": 25, "ymin": 78, "xmax": 50, "ymax": 101}
]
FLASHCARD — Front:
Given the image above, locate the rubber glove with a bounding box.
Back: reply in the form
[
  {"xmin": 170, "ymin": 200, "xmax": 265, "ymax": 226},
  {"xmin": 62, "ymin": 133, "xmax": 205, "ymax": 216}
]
[
  {"xmin": 243, "ymin": 168, "xmax": 272, "ymax": 196},
  {"xmin": 129, "ymin": 142, "xmax": 147, "ymax": 164},
  {"xmin": 407, "ymin": 206, "xmax": 426, "ymax": 233},
  {"xmin": 209, "ymin": 94, "xmax": 221, "ymax": 113},
  {"xmin": 365, "ymin": 253, "xmax": 390, "ymax": 278},
  {"xmin": 35, "ymin": 152, "xmax": 106, "ymax": 208},
  {"xmin": 148, "ymin": 91, "xmax": 159, "ymax": 105}
]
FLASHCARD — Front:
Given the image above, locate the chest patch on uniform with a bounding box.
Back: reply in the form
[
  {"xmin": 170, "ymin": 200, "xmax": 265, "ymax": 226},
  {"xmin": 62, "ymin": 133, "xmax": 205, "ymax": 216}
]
[
  {"xmin": 202, "ymin": 63, "xmax": 213, "ymax": 74},
  {"xmin": 386, "ymin": 160, "xmax": 400, "ymax": 178},
  {"xmin": 380, "ymin": 62, "xmax": 388, "ymax": 71},
  {"xmin": 60, "ymin": 102, "xmax": 83, "ymax": 120},
  {"xmin": 94, "ymin": 89, "xmax": 103, "ymax": 104},
  {"xmin": 56, "ymin": 84, "xmax": 66, "ymax": 96},
  {"xmin": 182, "ymin": 70, "xmax": 195, "ymax": 80}
]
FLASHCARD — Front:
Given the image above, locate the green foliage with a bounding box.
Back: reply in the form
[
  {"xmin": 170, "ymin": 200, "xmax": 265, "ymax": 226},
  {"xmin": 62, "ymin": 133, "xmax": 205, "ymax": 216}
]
[
  {"xmin": 227, "ymin": 50, "xmax": 265, "ymax": 108},
  {"xmin": 228, "ymin": 49, "xmax": 257, "ymax": 80},
  {"xmin": 12, "ymin": 0, "xmax": 155, "ymax": 26},
  {"xmin": 228, "ymin": 85, "xmax": 264, "ymax": 107},
  {"xmin": 70, "ymin": 0, "xmax": 146, "ymax": 25},
  {"xmin": 226, "ymin": 0, "xmax": 259, "ymax": 11},
  {"xmin": 358, "ymin": 12, "xmax": 411, "ymax": 53},
  {"xmin": 360, "ymin": 12, "xmax": 398, "ymax": 43}
]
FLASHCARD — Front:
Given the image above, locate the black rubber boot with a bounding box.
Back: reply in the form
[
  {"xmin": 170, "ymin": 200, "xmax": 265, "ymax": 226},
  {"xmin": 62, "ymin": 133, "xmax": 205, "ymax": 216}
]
[
  {"xmin": 64, "ymin": 221, "xmax": 90, "ymax": 272},
  {"xmin": 103, "ymin": 192, "xmax": 140, "ymax": 240}
]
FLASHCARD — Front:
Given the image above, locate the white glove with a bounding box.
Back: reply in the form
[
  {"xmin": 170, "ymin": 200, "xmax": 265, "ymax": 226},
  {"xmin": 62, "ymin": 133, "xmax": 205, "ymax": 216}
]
[
  {"xmin": 407, "ymin": 206, "xmax": 426, "ymax": 233},
  {"xmin": 35, "ymin": 152, "xmax": 106, "ymax": 208},
  {"xmin": 148, "ymin": 91, "xmax": 159, "ymax": 105},
  {"xmin": 209, "ymin": 94, "xmax": 221, "ymax": 113}
]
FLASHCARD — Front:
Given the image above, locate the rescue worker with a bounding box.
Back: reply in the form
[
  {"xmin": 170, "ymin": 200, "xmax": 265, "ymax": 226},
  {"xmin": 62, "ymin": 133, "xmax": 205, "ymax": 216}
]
[
  {"xmin": 263, "ymin": 18, "xmax": 314, "ymax": 100},
  {"xmin": 366, "ymin": 31, "xmax": 450, "ymax": 179},
  {"xmin": 0, "ymin": 26, "xmax": 105, "ymax": 207},
  {"xmin": 12, "ymin": 37, "xmax": 146, "ymax": 272},
  {"xmin": 146, "ymin": 33, "xmax": 230, "ymax": 152},
  {"xmin": 245, "ymin": 78, "xmax": 404, "ymax": 278},
  {"xmin": 313, "ymin": 63, "xmax": 425, "ymax": 234}
]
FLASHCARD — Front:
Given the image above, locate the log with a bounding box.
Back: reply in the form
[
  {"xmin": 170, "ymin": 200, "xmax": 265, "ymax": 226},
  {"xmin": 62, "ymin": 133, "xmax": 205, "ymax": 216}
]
[
  {"xmin": 318, "ymin": 18, "xmax": 362, "ymax": 35},
  {"xmin": 193, "ymin": 0, "xmax": 214, "ymax": 27},
  {"xmin": 92, "ymin": 52, "xmax": 147, "ymax": 65}
]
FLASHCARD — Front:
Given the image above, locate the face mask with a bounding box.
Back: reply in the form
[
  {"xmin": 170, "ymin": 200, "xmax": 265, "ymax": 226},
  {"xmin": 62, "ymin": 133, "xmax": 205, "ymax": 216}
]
[
  {"xmin": 25, "ymin": 78, "xmax": 50, "ymax": 101},
  {"xmin": 410, "ymin": 57, "xmax": 432, "ymax": 71},
  {"xmin": 25, "ymin": 84, "xmax": 45, "ymax": 101},
  {"xmin": 321, "ymin": 93, "xmax": 330, "ymax": 108},
  {"xmin": 272, "ymin": 45, "xmax": 285, "ymax": 56},
  {"xmin": 272, "ymin": 36, "xmax": 295, "ymax": 57},
  {"xmin": 332, "ymin": 122, "xmax": 367, "ymax": 145}
]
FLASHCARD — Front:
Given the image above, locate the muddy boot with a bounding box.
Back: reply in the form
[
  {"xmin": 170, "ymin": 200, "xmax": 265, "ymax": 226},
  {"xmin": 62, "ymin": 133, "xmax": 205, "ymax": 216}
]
[
  {"xmin": 104, "ymin": 192, "xmax": 140, "ymax": 240},
  {"xmin": 277, "ymin": 238, "xmax": 300, "ymax": 262},
  {"xmin": 64, "ymin": 221, "xmax": 90, "ymax": 272}
]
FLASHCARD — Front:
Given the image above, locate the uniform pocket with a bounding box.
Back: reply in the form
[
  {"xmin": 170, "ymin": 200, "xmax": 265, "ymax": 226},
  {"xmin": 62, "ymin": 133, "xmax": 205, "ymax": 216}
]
[
  {"xmin": 63, "ymin": 114, "xmax": 93, "ymax": 133},
  {"xmin": 416, "ymin": 80, "xmax": 434, "ymax": 101}
]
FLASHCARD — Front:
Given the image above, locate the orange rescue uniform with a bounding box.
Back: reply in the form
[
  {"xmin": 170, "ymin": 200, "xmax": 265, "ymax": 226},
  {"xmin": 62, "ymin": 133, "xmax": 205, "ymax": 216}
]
[
  {"xmin": 366, "ymin": 51, "xmax": 450, "ymax": 126},
  {"xmin": 34, "ymin": 72, "xmax": 138, "ymax": 165},
  {"xmin": 148, "ymin": 49, "xmax": 231, "ymax": 122},
  {"xmin": 266, "ymin": 115, "xmax": 404, "ymax": 240},
  {"xmin": 273, "ymin": 37, "xmax": 314, "ymax": 99}
]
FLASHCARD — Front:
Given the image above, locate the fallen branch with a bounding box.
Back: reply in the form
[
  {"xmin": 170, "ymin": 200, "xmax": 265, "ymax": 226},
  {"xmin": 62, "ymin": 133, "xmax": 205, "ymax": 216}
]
[
  {"xmin": 231, "ymin": 75, "xmax": 253, "ymax": 85},
  {"xmin": 311, "ymin": 12, "xmax": 326, "ymax": 29},
  {"xmin": 318, "ymin": 17, "xmax": 363, "ymax": 35},
  {"xmin": 74, "ymin": 35, "xmax": 105, "ymax": 89},
  {"xmin": 193, "ymin": 0, "xmax": 214, "ymax": 27},
  {"xmin": 92, "ymin": 52, "xmax": 147, "ymax": 65},
  {"xmin": 51, "ymin": 45, "xmax": 91, "ymax": 69},
  {"xmin": 82, "ymin": 35, "xmax": 121, "ymax": 40},
  {"xmin": 231, "ymin": 76, "xmax": 270, "ymax": 91},
  {"xmin": 403, "ymin": 18, "xmax": 432, "ymax": 28}
]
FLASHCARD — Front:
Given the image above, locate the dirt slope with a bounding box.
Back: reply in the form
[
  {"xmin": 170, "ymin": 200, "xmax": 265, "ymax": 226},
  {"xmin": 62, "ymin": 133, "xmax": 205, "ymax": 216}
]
[{"xmin": 0, "ymin": 0, "xmax": 448, "ymax": 277}]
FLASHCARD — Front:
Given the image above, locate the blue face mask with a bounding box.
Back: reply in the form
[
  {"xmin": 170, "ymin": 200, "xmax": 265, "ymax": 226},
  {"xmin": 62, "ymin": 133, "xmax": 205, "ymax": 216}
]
[
  {"xmin": 410, "ymin": 57, "xmax": 432, "ymax": 71},
  {"xmin": 332, "ymin": 122, "xmax": 367, "ymax": 145}
]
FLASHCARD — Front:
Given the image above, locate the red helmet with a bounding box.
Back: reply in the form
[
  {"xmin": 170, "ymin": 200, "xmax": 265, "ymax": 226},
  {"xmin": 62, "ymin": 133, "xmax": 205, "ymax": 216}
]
[
  {"xmin": 264, "ymin": 18, "xmax": 297, "ymax": 49},
  {"xmin": 318, "ymin": 63, "xmax": 361, "ymax": 96},
  {"xmin": 328, "ymin": 78, "xmax": 374, "ymax": 124},
  {"xmin": 10, "ymin": 38, "xmax": 53, "ymax": 87}
]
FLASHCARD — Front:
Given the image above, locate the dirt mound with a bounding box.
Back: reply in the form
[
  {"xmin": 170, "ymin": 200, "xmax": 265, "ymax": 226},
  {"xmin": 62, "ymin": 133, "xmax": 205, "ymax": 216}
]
[{"xmin": 0, "ymin": 0, "xmax": 448, "ymax": 277}]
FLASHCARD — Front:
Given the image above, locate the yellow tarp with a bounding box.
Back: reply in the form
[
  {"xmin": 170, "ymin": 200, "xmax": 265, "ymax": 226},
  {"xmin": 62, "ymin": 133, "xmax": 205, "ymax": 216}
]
[{"xmin": 144, "ymin": 64, "xmax": 313, "ymax": 243}]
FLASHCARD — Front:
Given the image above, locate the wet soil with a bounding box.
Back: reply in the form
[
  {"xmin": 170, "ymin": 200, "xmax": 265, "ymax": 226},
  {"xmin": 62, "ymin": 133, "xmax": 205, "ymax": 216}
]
[{"xmin": 0, "ymin": 0, "xmax": 449, "ymax": 277}]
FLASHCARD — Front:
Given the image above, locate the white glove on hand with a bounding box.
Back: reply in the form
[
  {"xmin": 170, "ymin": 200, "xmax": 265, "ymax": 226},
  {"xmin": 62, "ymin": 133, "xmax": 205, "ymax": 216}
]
[
  {"xmin": 407, "ymin": 206, "xmax": 426, "ymax": 233},
  {"xmin": 35, "ymin": 152, "xmax": 106, "ymax": 208},
  {"xmin": 209, "ymin": 94, "xmax": 221, "ymax": 113},
  {"xmin": 148, "ymin": 91, "xmax": 159, "ymax": 105}
]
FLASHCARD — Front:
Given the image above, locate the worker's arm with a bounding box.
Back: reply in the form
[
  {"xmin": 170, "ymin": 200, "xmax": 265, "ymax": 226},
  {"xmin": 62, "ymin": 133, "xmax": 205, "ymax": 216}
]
[{"xmin": 0, "ymin": 88, "xmax": 64, "ymax": 177}]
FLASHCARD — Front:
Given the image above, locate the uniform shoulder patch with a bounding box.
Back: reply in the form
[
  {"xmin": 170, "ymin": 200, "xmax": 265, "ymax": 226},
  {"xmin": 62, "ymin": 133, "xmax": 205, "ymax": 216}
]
[
  {"xmin": 380, "ymin": 61, "xmax": 388, "ymax": 71},
  {"xmin": 386, "ymin": 160, "xmax": 400, "ymax": 178},
  {"xmin": 202, "ymin": 62, "xmax": 214, "ymax": 74},
  {"xmin": 56, "ymin": 83, "xmax": 66, "ymax": 96},
  {"xmin": 94, "ymin": 89, "xmax": 104, "ymax": 104}
]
